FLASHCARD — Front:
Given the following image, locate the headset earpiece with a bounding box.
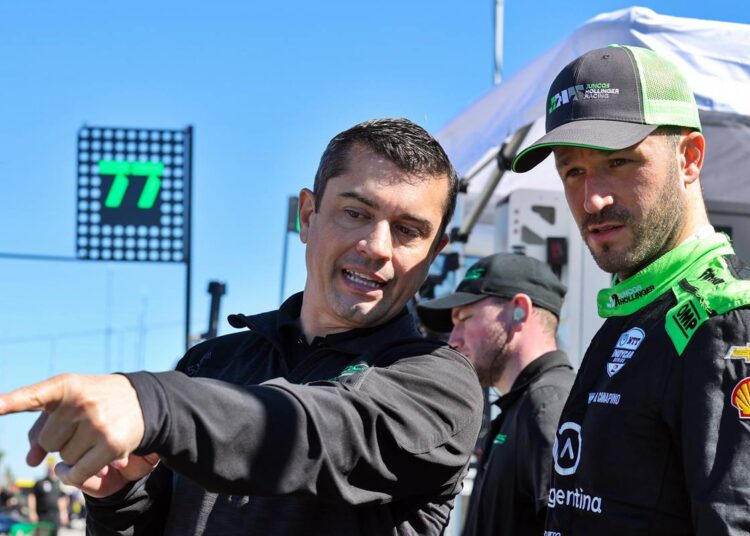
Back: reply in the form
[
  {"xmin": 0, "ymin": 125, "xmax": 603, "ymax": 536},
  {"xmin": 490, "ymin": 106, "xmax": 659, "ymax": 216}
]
[{"xmin": 512, "ymin": 308, "xmax": 526, "ymax": 324}]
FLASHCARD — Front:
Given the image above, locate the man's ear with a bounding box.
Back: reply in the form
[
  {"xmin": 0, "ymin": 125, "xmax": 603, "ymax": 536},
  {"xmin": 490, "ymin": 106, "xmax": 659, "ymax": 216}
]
[
  {"xmin": 508, "ymin": 294, "xmax": 532, "ymax": 329},
  {"xmin": 680, "ymin": 131, "xmax": 705, "ymax": 186},
  {"xmin": 298, "ymin": 188, "xmax": 315, "ymax": 244}
]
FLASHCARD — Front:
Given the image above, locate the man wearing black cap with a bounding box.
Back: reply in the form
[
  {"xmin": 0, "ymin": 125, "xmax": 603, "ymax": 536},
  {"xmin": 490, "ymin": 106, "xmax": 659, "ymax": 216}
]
[
  {"xmin": 419, "ymin": 253, "xmax": 574, "ymax": 536},
  {"xmin": 513, "ymin": 45, "xmax": 750, "ymax": 534}
]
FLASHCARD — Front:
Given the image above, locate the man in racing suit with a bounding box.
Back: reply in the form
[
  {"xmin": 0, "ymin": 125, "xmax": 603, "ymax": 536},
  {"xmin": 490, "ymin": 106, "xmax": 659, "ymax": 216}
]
[
  {"xmin": 0, "ymin": 118, "xmax": 484, "ymax": 535},
  {"xmin": 512, "ymin": 44, "xmax": 750, "ymax": 534}
]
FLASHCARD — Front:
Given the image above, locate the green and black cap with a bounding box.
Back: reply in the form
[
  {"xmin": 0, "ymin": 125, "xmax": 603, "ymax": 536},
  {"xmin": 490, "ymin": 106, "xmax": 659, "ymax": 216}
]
[
  {"xmin": 512, "ymin": 45, "xmax": 702, "ymax": 173},
  {"xmin": 417, "ymin": 253, "xmax": 567, "ymax": 333}
]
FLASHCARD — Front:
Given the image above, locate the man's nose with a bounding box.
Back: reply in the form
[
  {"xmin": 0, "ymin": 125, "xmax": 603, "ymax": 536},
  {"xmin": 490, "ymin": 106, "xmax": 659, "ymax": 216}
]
[
  {"xmin": 356, "ymin": 221, "xmax": 393, "ymax": 261},
  {"xmin": 448, "ymin": 330, "xmax": 463, "ymax": 351},
  {"xmin": 583, "ymin": 172, "xmax": 615, "ymax": 214}
]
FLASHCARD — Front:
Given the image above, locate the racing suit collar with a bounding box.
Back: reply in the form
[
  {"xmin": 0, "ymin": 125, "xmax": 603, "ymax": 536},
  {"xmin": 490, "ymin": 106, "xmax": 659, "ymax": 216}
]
[{"xmin": 597, "ymin": 232, "xmax": 734, "ymax": 318}]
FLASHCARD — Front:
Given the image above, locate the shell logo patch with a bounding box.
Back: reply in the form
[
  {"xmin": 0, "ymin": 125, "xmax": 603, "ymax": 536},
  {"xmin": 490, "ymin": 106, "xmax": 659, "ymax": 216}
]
[
  {"xmin": 731, "ymin": 378, "xmax": 750, "ymax": 419},
  {"xmin": 607, "ymin": 327, "xmax": 645, "ymax": 377},
  {"xmin": 725, "ymin": 343, "xmax": 750, "ymax": 364}
]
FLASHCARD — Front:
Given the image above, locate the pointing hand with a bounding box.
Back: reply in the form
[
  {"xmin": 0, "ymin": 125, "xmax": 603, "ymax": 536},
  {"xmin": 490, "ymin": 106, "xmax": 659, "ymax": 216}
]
[
  {"xmin": 0, "ymin": 373, "xmax": 146, "ymax": 488},
  {"xmin": 56, "ymin": 453, "xmax": 161, "ymax": 497}
]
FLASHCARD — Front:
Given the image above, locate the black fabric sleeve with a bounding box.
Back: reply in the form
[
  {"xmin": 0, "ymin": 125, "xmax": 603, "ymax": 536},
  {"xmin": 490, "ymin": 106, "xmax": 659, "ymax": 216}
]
[
  {"xmin": 127, "ymin": 347, "xmax": 483, "ymax": 504},
  {"xmin": 81, "ymin": 338, "xmax": 213, "ymax": 534},
  {"xmin": 517, "ymin": 382, "xmax": 570, "ymax": 512},
  {"xmin": 84, "ymin": 463, "xmax": 172, "ymax": 535},
  {"xmin": 680, "ymin": 308, "xmax": 750, "ymax": 535}
]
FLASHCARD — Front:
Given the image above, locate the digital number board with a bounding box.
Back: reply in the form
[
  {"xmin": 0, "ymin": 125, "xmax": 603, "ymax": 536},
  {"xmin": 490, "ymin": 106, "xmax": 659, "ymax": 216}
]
[{"xmin": 76, "ymin": 126, "xmax": 191, "ymax": 263}]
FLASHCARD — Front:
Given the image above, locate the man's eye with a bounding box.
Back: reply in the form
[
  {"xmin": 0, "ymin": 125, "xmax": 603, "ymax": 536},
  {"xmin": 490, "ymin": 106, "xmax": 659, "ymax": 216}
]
[
  {"xmin": 563, "ymin": 168, "xmax": 584, "ymax": 180},
  {"xmin": 345, "ymin": 209, "xmax": 365, "ymax": 219},
  {"xmin": 395, "ymin": 224, "xmax": 421, "ymax": 239},
  {"xmin": 610, "ymin": 158, "xmax": 629, "ymax": 167}
]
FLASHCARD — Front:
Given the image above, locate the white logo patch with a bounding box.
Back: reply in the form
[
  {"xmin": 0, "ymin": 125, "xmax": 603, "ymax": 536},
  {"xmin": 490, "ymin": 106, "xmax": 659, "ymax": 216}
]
[
  {"xmin": 607, "ymin": 327, "xmax": 645, "ymax": 377},
  {"xmin": 553, "ymin": 421, "xmax": 582, "ymax": 476}
]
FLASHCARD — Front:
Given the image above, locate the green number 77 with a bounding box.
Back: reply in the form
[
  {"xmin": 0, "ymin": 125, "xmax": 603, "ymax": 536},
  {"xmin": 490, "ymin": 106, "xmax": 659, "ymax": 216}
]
[{"xmin": 99, "ymin": 160, "xmax": 165, "ymax": 209}]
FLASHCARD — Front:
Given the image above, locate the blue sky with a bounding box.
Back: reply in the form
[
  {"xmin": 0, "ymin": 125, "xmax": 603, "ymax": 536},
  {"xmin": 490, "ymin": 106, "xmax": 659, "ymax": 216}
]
[{"xmin": 0, "ymin": 1, "xmax": 747, "ymax": 479}]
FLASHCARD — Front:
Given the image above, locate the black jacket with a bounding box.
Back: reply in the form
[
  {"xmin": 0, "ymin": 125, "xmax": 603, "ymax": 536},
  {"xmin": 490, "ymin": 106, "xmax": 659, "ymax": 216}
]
[
  {"xmin": 86, "ymin": 293, "xmax": 484, "ymax": 535},
  {"xmin": 545, "ymin": 233, "xmax": 750, "ymax": 535},
  {"xmin": 462, "ymin": 351, "xmax": 574, "ymax": 536}
]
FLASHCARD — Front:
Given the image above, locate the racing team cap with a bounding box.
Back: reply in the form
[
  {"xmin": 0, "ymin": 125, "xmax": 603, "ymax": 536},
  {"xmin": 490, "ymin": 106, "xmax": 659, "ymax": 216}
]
[
  {"xmin": 511, "ymin": 44, "xmax": 702, "ymax": 173},
  {"xmin": 417, "ymin": 253, "xmax": 567, "ymax": 333}
]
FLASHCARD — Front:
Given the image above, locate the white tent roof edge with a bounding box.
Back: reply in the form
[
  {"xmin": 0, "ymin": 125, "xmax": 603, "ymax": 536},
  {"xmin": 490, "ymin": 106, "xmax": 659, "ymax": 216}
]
[{"xmin": 437, "ymin": 6, "xmax": 750, "ymax": 177}]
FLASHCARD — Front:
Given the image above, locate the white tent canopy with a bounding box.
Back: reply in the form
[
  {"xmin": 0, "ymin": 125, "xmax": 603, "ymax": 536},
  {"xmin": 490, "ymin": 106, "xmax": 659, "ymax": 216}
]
[{"xmin": 439, "ymin": 6, "xmax": 750, "ymax": 177}]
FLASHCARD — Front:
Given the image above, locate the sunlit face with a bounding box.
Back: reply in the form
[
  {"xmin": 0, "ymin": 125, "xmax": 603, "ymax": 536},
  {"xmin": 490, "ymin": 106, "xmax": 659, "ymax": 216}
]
[
  {"xmin": 299, "ymin": 146, "xmax": 449, "ymax": 334},
  {"xmin": 553, "ymin": 134, "xmax": 685, "ymax": 279},
  {"xmin": 448, "ymin": 297, "xmax": 511, "ymax": 388}
]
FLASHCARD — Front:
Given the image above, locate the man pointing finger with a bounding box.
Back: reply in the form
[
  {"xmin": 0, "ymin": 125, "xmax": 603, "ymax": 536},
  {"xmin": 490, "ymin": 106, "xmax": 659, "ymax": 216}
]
[
  {"xmin": 0, "ymin": 373, "xmax": 148, "ymax": 489},
  {"xmin": 1, "ymin": 118, "xmax": 483, "ymax": 536}
]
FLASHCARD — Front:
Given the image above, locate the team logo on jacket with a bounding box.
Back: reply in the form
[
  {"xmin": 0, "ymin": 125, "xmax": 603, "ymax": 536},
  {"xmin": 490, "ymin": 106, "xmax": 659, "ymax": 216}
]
[
  {"xmin": 494, "ymin": 433, "xmax": 507, "ymax": 445},
  {"xmin": 553, "ymin": 421, "xmax": 582, "ymax": 476},
  {"xmin": 607, "ymin": 327, "xmax": 645, "ymax": 377},
  {"xmin": 725, "ymin": 343, "xmax": 750, "ymax": 364},
  {"xmin": 606, "ymin": 284, "xmax": 654, "ymax": 309},
  {"xmin": 731, "ymin": 377, "xmax": 750, "ymax": 419},
  {"xmin": 332, "ymin": 363, "xmax": 369, "ymax": 382}
]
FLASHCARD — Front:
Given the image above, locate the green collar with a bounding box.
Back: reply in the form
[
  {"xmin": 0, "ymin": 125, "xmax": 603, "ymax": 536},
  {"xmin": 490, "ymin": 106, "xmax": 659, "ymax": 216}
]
[{"xmin": 597, "ymin": 233, "xmax": 735, "ymax": 318}]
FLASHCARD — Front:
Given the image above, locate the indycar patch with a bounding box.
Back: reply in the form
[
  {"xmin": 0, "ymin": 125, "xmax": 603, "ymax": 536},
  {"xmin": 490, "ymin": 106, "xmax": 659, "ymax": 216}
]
[
  {"xmin": 731, "ymin": 377, "xmax": 750, "ymax": 419},
  {"xmin": 607, "ymin": 327, "xmax": 645, "ymax": 377}
]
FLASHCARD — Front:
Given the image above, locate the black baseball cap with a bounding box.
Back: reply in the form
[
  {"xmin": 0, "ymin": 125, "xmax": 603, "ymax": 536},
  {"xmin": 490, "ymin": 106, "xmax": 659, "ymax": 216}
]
[
  {"xmin": 512, "ymin": 45, "xmax": 702, "ymax": 173},
  {"xmin": 417, "ymin": 253, "xmax": 567, "ymax": 333}
]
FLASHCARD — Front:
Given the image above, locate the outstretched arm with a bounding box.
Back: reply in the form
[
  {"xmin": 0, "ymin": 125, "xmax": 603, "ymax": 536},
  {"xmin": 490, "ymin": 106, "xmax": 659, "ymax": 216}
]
[
  {"xmin": 0, "ymin": 347, "xmax": 482, "ymax": 504},
  {"xmin": 0, "ymin": 373, "xmax": 146, "ymax": 488}
]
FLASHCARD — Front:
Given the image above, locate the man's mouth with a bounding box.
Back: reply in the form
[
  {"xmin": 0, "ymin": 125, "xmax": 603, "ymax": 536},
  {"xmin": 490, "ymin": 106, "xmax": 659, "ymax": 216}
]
[
  {"xmin": 588, "ymin": 223, "xmax": 623, "ymax": 235},
  {"xmin": 582, "ymin": 207, "xmax": 631, "ymax": 240},
  {"xmin": 342, "ymin": 269, "xmax": 387, "ymax": 289}
]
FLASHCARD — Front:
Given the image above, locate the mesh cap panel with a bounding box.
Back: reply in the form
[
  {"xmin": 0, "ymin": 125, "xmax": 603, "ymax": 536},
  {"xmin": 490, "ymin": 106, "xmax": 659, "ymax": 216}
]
[{"xmin": 626, "ymin": 46, "xmax": 702, "ymax": 131}]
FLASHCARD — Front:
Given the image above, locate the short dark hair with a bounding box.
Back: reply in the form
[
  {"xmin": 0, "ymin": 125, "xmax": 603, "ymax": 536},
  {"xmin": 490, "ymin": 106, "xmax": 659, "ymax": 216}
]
[
  {"xmin": 313, "ymin": 118, "xmax": 459, "ymax": 237},
  {"xmin": 653, "ymin": 125, "xmax": 684, "ymax": 152}
]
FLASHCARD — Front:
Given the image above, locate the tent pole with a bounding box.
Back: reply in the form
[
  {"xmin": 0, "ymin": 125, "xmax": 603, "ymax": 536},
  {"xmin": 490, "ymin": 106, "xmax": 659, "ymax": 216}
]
[
  {"xmin": 453, "ymin": 123, "xmax": 532, "ymax": 243},
  {"xmin": 493, "ymin": 0, "xmax": 505, "ymax": 84}
]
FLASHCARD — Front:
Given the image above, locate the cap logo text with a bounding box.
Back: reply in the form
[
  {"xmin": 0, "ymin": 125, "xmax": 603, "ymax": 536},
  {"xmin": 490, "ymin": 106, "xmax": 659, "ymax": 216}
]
[{"xmin": 549, "ymin": 82, "xmax": 620, "ymax": 114}]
